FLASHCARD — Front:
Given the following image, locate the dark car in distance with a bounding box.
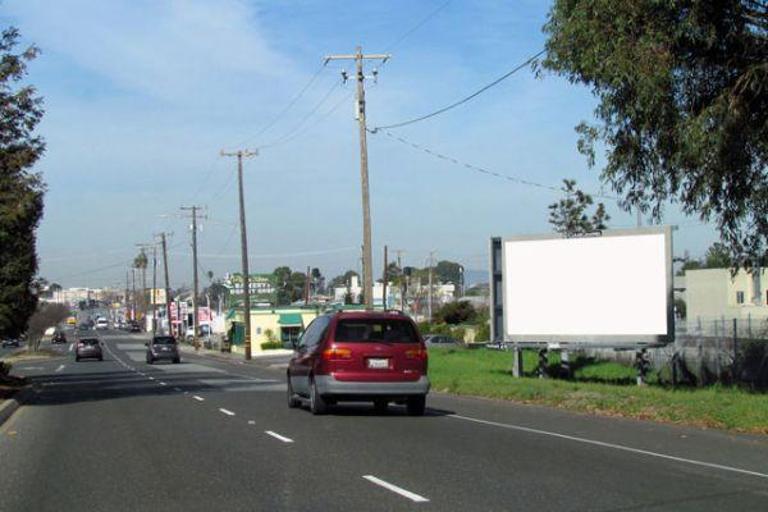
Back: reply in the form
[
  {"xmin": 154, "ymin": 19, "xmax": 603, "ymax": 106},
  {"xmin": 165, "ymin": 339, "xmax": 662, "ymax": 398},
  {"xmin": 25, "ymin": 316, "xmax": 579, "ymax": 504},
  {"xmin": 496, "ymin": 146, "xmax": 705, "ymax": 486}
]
[
  {"xmin": 146, "ymin": 336, "xmax": 180, "ymax": 364},
  {"xmin": 287, "ymin": 311, "xmax": 429, "ymax": 416},
  {"xmin": 424, "ymin": 334, "xmax": 460, "ymax": 346},
  {"xmin": 52, "ymin": 331, "xmax": 67, "ymax": 344},
  {"xmin": 2, "ymin": 338, "xmax": 21, "ymax": 348},
  {"xmin": 75, "ymin": 338, "xmax": 103, "ymax": 362},
  {"xmin": 129, "ymin": 321, "xmax": 141, "ymax": 333}
]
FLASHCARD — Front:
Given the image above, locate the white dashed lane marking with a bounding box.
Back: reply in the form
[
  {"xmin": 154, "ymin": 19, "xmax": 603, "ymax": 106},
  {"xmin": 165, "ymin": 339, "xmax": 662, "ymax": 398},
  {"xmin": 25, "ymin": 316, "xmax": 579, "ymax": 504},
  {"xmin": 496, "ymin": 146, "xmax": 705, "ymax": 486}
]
[
  {"xmin": 362, "ymin": 476, "xmax": 429, "ymax": 503},
  {"xmin": 265, "ymin": 431, "xmax": 293, "ymax": 443},
  {"xmin": 193, "ymin": 396, "xmax": 205, "ymax": 402},
  {"xmin": 219, "ymin": 408, "xmax": 235, "ymax": 416}
]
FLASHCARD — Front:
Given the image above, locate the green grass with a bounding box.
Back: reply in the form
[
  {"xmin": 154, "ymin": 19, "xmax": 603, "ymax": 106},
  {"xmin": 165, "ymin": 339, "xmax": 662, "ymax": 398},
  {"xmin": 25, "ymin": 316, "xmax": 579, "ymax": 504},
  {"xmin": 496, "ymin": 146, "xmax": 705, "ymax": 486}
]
[{"xmin": 428, "ymin": 347, "xmax": 768, "ymax": 434}]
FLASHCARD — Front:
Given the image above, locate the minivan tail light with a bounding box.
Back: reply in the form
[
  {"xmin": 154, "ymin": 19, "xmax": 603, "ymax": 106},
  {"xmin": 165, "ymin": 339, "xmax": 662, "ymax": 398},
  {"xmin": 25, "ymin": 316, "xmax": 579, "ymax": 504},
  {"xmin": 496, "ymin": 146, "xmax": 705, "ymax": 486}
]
[
  {"xmin": 322, "ymin": 347, "xmax": 352, "ymax": 360},
  {"xmin": 405, "ymin": 348, "xmax": 428, "ymax": 360}
]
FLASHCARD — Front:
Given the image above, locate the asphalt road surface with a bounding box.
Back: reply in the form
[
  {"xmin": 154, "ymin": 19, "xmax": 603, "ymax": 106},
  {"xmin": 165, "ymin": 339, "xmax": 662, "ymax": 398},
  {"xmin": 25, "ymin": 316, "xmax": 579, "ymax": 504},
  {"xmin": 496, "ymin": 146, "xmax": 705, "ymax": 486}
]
[{"xmin": 1, "ymin": 331, "xmax": 767, "ymax": 511}]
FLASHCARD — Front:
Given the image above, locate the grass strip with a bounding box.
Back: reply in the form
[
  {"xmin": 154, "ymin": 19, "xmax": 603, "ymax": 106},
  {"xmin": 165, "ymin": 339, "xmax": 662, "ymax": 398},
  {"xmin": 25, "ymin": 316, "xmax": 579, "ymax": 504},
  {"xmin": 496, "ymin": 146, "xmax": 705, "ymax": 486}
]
[{"xmin": 428, "ymin": 347, "xmax": 768, "ymax": 435}]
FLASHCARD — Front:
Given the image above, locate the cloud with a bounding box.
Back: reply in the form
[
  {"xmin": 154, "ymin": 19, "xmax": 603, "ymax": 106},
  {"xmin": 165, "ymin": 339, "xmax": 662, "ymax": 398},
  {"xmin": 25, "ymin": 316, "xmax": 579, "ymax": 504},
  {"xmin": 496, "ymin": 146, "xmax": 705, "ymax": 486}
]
[{"xmin": 7, "ymin": 0, "xmax": 287, "ymax": 104}]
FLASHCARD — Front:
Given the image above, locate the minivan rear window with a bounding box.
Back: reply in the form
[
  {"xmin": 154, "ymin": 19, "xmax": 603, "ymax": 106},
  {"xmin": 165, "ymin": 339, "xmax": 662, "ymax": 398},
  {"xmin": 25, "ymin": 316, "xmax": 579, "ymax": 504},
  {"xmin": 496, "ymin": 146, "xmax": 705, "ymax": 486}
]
[
  {"xmin": 334, "ymin": 319, "xmax": 418, "ymax": 344},
  {"xmin": 153, "ymin": 337, "xmax": 176, "ymax": 344}
]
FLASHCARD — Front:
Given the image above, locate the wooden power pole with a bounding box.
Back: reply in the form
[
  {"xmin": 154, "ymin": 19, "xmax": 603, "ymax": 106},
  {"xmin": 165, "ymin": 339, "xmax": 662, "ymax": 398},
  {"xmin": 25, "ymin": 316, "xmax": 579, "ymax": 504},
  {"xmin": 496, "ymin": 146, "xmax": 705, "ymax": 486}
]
[
  {"xmin": 220, "ymin": 149, "xmax": 257, "ymax": 360},
  {"xmin": 324, "ymin": 46, "xmax": 390, "ymax": 311},
  {"xmin": 158, "ymin": 232, "xmax": 173, "ymax": 336},
  {"xmin": 180, "ymin": 206, "xmax": 204, "ymax": 351}
]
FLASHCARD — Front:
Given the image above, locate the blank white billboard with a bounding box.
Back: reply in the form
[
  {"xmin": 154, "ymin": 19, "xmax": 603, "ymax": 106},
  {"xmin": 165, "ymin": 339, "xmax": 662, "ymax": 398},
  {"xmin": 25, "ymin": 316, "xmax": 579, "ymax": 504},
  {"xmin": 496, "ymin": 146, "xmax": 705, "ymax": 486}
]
[{"xmin": 503, "ymin": 231, "xmax": 670, "ymax": 338}]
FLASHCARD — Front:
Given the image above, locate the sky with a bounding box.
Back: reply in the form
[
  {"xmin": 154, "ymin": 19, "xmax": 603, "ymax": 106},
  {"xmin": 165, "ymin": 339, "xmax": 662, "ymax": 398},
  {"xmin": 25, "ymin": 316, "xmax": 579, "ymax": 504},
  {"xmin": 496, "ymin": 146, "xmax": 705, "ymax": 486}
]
[{"xmin": 2, "ymin": 0, "xmax": 718, "ymax": 289}]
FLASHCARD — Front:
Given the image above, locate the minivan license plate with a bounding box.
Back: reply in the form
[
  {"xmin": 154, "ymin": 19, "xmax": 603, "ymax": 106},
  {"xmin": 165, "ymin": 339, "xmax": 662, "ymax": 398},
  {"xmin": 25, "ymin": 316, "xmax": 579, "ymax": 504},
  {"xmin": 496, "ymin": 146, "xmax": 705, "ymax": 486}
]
[{"xmin": 367, "ymin": 358, "xmax": 389, "ymax": 369}]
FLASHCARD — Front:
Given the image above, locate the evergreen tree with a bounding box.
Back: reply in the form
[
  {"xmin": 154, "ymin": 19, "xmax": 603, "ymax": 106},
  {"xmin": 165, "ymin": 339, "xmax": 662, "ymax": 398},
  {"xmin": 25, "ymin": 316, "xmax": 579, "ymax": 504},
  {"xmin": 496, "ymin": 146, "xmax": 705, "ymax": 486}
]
[{"xmin": 0, "ymin": 27, "xmax": 45, "ymax": 338}]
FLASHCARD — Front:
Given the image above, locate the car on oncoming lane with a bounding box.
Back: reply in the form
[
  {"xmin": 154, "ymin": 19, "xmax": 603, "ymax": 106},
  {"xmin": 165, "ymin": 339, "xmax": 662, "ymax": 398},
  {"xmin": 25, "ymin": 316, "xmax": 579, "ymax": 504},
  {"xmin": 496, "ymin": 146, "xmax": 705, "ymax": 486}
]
[
  {"xmin": 146, "ymin": 336, "xmax": 180, "ymax": 364},
  {"xmin": 286, "ymin": 310, "xmax": 429, "ymax": 416},
  {"xmin": 424, "ymin": 334, "xmax": 461, "ymax": 346},
  {"xmin": 75, "ymin": 338, "xmax": 103, "ymax": 362}
]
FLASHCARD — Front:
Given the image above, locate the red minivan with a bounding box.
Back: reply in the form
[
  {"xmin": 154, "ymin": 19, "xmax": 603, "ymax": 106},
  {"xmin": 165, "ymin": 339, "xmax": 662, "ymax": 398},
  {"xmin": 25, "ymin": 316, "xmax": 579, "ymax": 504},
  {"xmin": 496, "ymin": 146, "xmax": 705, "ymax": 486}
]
[{"xmin": 287, "ymin": 311, "xmax": 429, "ymax": 415}]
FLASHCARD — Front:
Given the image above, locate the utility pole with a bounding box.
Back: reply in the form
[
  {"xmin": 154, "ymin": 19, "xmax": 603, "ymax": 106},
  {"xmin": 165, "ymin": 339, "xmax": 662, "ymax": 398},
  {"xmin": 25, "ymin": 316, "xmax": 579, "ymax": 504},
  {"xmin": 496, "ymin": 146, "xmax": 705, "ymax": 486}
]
[
  {"xmin": 395, "ymin": 249, "xmax": 405, "ymax": 311},
  {"xmin": 131, "ymin": 268, "xmax": 136, "ymax": 321},
  {"xmin": 151, "ymin": 245, "xmax": 157, "ymax": 336},
  {"xmin": 136, "ymin": 243, "xmax": 154, "ymax": 332},
  {"xmin": 220, "ymin": 149, "xmax": 257, "ymax": 360},
  {"xmin": 383, "ymin": 245, "xmax": 388, "ymax": 311},
  {"xmin": 304, "ymin": 266, "xmax": 311, "ymax": 305},
  {"xmin": 324, "ymin": 46, "xmax": 390, "ymax": 311},
  {"xmin": 428, "ymin": 251, "xmax": 436, "ymax": 322},
  {"xmin": 180, "ymin": 206, "xmax": 205, "ymax": 351},
  {"xmin": 125, "ymin": 271, "xmax": 130, "ymax": 323},
  {"xmin": 157, "ymin": 232, "xmax": 173, "ymax": 336}
]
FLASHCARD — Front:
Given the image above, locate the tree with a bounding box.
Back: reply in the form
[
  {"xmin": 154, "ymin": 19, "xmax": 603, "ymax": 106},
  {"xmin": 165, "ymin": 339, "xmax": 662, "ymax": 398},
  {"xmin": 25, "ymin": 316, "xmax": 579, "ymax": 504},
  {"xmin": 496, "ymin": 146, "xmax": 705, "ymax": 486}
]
[
  {"xmin": 0, "ymin": 27, "xmax": 45, "ymax": 339},
  {"xmin": 543, "ymin": 1, "xmax": 768, "ymax": 265},
  {"xmin": 704, "ymin": 242, "xmax": 732, "ymax": 268},
  {"xmin": 434, "ymin": 260, "xmax": 463, "ymax": 285},
  {"xmin": 329, "ymin": 270, "xmax": 359, "ymax": 290},
  {"xmin": 272, "ymin": 266, "xmax": 306, "ymax": 305},
  {"xmin": 548, "ymin": 179, "xmax": 610, "ymax": 236},
  {"xmin": 26, "ymin": 302, "xmax": 68, "ymax": 351},
  {"xmin": 434, "ymin": 300, "xmax": 477, "ymax": 325},
  {"xmin": 310, "ymin": 267, "xmax": 325, "ymax": 295}
]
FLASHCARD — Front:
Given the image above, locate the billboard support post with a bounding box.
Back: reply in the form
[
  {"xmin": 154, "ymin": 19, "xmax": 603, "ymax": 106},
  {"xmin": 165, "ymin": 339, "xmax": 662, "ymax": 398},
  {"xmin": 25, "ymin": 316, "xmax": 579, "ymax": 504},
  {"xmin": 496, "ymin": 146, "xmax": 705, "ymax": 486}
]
[
  {"xmin": 511, "ymin": 345, "xmax": 523, "ymax": 377},
  {"xmin": 537, "ymin": 349, "xmax": 548, "ymax": 379}
]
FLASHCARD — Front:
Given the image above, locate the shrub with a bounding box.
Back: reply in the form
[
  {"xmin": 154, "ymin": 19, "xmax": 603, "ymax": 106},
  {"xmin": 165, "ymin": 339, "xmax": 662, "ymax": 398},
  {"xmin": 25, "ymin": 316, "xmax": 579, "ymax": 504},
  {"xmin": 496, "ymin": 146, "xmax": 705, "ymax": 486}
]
[{"xmin": 260, "ymin": 341, "xmax": 283, "ymax": 350}]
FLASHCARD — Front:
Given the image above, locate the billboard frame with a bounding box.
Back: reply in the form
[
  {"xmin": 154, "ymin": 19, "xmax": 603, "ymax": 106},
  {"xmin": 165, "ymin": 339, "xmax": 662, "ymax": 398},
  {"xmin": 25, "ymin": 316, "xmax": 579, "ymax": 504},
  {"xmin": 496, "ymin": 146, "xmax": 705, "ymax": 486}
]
[{"xmin": 490, "ymin": 226, "xmax": 674, "ymax": 348}]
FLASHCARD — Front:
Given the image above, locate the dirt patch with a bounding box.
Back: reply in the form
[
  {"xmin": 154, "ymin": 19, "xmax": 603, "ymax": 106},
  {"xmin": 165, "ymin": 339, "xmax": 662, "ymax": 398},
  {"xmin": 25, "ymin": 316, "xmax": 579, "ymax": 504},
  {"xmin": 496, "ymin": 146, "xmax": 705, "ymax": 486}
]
[{"xmin": 4, "ymin": 348, "xmax": 61, "ymax": 362}]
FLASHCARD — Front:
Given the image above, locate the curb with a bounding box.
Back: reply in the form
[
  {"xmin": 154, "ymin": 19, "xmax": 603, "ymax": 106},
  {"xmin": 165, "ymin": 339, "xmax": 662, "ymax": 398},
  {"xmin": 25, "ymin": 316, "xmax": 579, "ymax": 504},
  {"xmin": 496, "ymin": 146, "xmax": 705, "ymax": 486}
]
[{"xmin": 0, "ymin": 386, "xmax": 34, "ymax": 428}]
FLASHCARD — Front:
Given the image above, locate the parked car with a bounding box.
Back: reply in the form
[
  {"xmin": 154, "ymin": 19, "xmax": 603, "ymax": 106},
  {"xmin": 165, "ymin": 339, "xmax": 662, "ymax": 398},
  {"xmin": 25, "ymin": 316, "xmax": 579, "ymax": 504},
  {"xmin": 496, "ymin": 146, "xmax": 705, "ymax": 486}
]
[
  {"xmin": 2, "ymin": 338, "xmax": 21, "ymax": 348},
  {"xmin": 52, "ymin": 331, "xmax": 67, "ymax": 344},
  {"xmin": 75, "ymin": 338, "xmax": 103, "ymax": 362},
  {"xmin": 286, "ymin": 310, "xmax": 429, "ymax": 416},
  {"xmin": 424, "ymin": 334, "xmax": 460, "ymax": 346},
  {"xmin": 146, "ymin": 336, "xmax": 180, "ymax": 364},
  {"xmin": 185, "ymin": 324, "xmax": 211, "ymax": 341}
]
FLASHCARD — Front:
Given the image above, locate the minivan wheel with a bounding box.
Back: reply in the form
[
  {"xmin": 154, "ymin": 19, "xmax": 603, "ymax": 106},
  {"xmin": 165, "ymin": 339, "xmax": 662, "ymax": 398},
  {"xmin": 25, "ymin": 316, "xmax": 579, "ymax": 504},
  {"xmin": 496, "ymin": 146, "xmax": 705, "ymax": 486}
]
[
  {"xmin": 309, "ymin": 378, "xmax": 327, "ymax": 415},
  {"xmin": 406, "ymin": 395, "xmax": 426, "ymax": 416},
  {"xmin": 286, "ymin": 376, "xmax": 300, "ymax": 409}
]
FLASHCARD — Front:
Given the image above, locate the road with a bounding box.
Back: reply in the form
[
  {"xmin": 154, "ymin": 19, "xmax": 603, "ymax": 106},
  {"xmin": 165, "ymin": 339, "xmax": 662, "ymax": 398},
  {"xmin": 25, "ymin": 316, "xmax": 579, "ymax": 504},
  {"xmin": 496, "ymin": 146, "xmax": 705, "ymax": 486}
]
[{"xmin": 1, "ymin": 330, "xmax": 767, "ymax": 511}]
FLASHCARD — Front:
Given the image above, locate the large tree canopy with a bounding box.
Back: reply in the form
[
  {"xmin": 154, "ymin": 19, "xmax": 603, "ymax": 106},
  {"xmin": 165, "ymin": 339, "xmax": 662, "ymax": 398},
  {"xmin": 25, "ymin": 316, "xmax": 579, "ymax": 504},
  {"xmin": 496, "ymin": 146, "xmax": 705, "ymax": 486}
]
[
  {"xmin": 543, "ymin": 0, "xmax": 768, "ymax": 266},
  {"xmin": 0, "ymin": 27, "xmax": 45, "ymax": 338}
]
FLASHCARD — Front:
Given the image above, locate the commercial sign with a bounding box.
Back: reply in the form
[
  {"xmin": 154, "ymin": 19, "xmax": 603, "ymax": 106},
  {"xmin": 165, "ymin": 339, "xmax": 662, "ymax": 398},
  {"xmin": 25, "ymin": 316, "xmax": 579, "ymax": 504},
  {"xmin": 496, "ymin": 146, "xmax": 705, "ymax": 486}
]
[
  {"xmin": 490, "ymin": 226, "xmax": 673, "ymax": 346},
  {"xmin": 226, "ymin": 273, "xmax": 276, "ymax": 306}
]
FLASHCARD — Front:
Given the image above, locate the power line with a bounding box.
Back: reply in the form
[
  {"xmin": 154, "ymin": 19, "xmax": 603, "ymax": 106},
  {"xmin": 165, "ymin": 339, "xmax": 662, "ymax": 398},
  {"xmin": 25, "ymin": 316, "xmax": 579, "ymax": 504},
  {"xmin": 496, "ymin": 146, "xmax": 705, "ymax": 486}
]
[
  {"xmin": 371, "ymin": 49, "xmax": 546, "ymax": 132},
  {"xmin": 232, "ymin": 63, "xmax": 328, "ymax": 148},
  {"xmin": 257, "ymin": 89, "xmax": 353, "ymax": 150},
  {"xmin": 258, "ymin": 78, "xmax": 342, "ymax": 149},
  {"xmin": 384, "ymin": 1, "xmax": 452, "ymax": 52},
  {"xmin": 374, "ymin": 129, "xmax": 618, "ymax": 201}
]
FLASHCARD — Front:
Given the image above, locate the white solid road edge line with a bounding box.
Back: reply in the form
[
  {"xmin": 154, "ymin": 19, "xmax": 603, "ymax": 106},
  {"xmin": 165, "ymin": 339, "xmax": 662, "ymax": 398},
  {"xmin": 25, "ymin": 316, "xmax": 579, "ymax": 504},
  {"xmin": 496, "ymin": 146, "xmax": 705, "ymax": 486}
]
[
  {"xmin": 448, "ymin": 414, "xmax": 768, "ymax": 480},
  {"xmin": 362, "ymin": 475, "xmax": 429, "ymax": 503},
  {"xmin": 219, "ymin": 408, "xmax": 236, "ymax": 416},
  {"xmin": 193, "ymin": 395, "xmax": 205, "ymax": 402},
  {"xmin": 265, "ymin": 430, "xmax": 294, "ymax": 443}
]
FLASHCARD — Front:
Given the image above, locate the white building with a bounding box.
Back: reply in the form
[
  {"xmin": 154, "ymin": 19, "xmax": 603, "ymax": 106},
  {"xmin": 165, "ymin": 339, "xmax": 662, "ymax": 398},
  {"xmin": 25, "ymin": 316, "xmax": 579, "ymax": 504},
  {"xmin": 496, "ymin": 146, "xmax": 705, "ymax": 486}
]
[{"xmin": 685, "ymin": 268, "xmax": 768, "ymax": 334}]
